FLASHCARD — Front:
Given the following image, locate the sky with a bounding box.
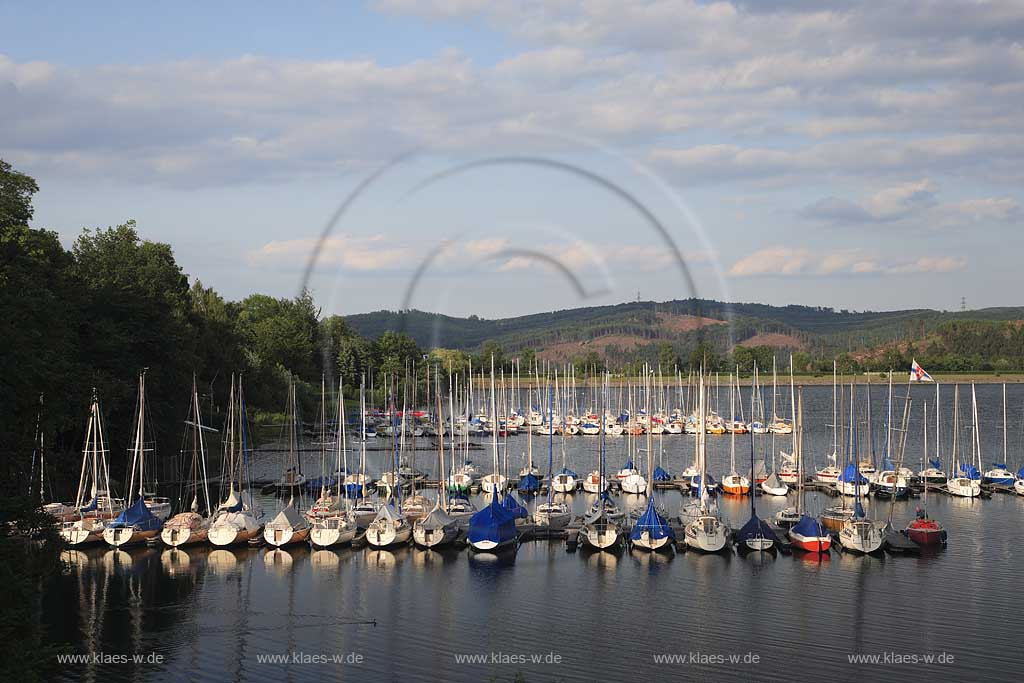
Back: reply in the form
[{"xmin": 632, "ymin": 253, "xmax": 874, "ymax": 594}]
[{"xmin": 3, "ymin": 1, "xmax": 1023, "ymax": 319}]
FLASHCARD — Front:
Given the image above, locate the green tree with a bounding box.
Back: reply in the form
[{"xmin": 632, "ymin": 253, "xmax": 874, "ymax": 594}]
[
  {"xmin": 658, "ymin": 342, "xmax": 680, "ymax": 372},
  {"xmin": 0, "ymin": 159, "xmax": 39, "ymax": 230}
]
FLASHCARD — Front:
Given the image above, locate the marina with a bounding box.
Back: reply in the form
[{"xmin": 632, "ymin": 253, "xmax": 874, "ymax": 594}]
[{"xmin": 39, "ymin": 376, "xmax": 1024, "ymax": 682}]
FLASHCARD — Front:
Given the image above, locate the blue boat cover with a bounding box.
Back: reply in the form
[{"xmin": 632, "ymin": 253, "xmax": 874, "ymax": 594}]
[
  {"xmin": 992, "ymin": 462, "xmax": 1008, "ymax": 469},
  {"xmin": 559, "ymin": 467, "xmax": 578, "ymax": 477},
  {"xmin": 882, "ymin": 457, "xmax": 895, "ymax": 470},
  {"xmin": 959, "ymin": 464, "xmax": 980, "ymax": 480},
  {"xmin": 791, "ymin": 514, "xmax": 825, "ymax": 538},
  {"xmin": 854, "ymin": 500, "xmax": 866, "ymax": 519},
  {"xmin": 838, "ymin": 463, "xmax": 869, "ymax": 484},
  {"xmin": 109, "ymin": 497, "xmax": 162, "ymax": 531},
  {"xmin": 343, "ymin": 482, "xmax": 361, "ymax": 498},
  {"xmin": 468, "ymin": 494, "xmax": 518, "ymax": 546},
  {"xmin": 623, "ymin": 459, "xmax": 634, "ymax": 470},
  {"xmin": 736, "ymin": 513, "xmax": 779, "ymax": 544},
  {"xmin": 652, "ymin": 466, "xmax": 672, "ymax": 481},
  {"xmin": 630, "ymin": 499, "xmax": 674, "ymax": 541},
  {"xmin": 501, "ymin": 492, "xmax": 528, "ymax": 518},
  {"xmin": 80, "ymin": 495, "xmax": 98, "ymax": 513},
  {"xmin": 929, "ymin": 458, "xmax": 942, "ymax": 469},
  {"xmin": 517, "ymin": 473, "xmax": 540, "ymax": 493},
  {"xmin": 1018, "ymin": 465, "xmax": 1024, "ymax": 479}
]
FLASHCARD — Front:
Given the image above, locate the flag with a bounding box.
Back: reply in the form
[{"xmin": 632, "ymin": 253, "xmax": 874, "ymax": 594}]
[{"xmin": 909, "ymin": 359, "xmax": 933, "ymax": 382}]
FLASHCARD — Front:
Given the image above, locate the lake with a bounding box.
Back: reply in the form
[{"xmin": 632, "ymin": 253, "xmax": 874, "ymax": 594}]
[{"xmin": 46, "ymin": 382, "xmax": 1024, "ymax": 682}]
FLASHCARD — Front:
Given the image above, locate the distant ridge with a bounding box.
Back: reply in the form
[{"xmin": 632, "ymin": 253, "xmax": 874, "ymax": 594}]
[{"xmin": 344, "ymin": 298, "xmax": 1024, "ymax": 361}]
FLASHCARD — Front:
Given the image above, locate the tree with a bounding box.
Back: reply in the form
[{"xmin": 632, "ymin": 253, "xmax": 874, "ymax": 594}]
[
  {"xmin": 476, "ymin": 339, "xmax": 505, "ymax": 371},
  {"xmin": 0, "ymin": 159, "xmax": 39, "ymax": 230},
  {"xmin": 658, "ymin": 342, "xmax": 680, "ymax": 372},
  {"xmin": 374, "ymin": 331, "xmax": 422, "ymax": 378}
]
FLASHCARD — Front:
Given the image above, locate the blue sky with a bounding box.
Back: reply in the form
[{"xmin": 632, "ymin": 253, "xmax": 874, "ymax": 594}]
[{"xmin": 3, "ymin": 1, "xmax": 1022, "ymax": 317}]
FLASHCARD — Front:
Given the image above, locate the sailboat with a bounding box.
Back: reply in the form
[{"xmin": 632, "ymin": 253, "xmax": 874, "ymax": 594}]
[
  {"xmin": 816, "ymin": 364, "xmax": 843, "ymax": 484},
  {"xmin": 945, "ymin": 385, "xmax": 981, "ymax": 497},
  {"xmin": 104, "ymin": 373, "xmax": 164, "ymax": 547},
  {"xmin": 161, "ymin": 378, "xmax": 214, "ymax": 547},
  {"xmin": 350, "ymin": 378, "xmax": 383, "ymax": 527},
  {"xmin": 683, "ymin": 373, "xmax": 730, "ymax": 553},
  {"xmin": 777, "ymin": 357, "xmax": 801, "ymax": 484},
  {"xmin": 310, "ymin": 377, "xmax": 358, "ymax": 548},
  {"xmin": 60, "ymin": 392, "xmax": 123, "ymax": 545},
  {"xmin": 629, "ymin": 370, "xmax": 674, "ymax": 552},
  {"xmin": 721, "ymin": 372, "xmax": 751, "ymax": 495},
  {"xmin": 737, "ymin": 382, "xmax": 782, "ymax": 553},
  {"xmin": 444, "ymin": 375, "xmax": 478, "ymax": 526},
  {"xmin": 836, "ymin": 383, "xmax": 883, "ymax": 554},
  {"xmin": 906, "ymin": 401, "xmax": 947, "ymax": 547},
  {"xmin": 873, "ymin": 372, "xmax": 909, "ymax": 499},
  {"xmin": 534, "ymin": 383, "xmax": 572, "ymax": 532},
  {"xmin": 918, "ymin": 384, "xmax": 948, "ymax": 485},
  {"xmin": 263, "ymin": 379, "xmax": 311, "ymax": 547},
  {"xmin": 468, "ymin": 361, "xmax": 519, "ymax": 553},
  {"xmin": 208, "ymin": 376, "xmax": 265, "ymax": 546},
  {"xmin": 366, "ymin": 388, "xmax": 413, "ymax": 548},
  {"xmin": 580, "ymin": 375, "xmax": 625, "ymax": 551},
  {"xmin": 982, "ymin": 383, "xmax": 1016, "ymax": 486},
  {"xmin": 788, "ymin": 390, "xmax": 831, "ymax": 553},
  {"xmin": 413, "ymin": 370, "xmax": 460, "ymax": 548}
]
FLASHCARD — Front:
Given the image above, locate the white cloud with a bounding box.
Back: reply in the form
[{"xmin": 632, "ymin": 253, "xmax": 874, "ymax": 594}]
[
  {"xmin": 728, "ymin": 247, "xmax": 965, "ymax": 277},
  {"xmin": 249, "ymin": 234, "xmax": 412, "ymax": 271}
]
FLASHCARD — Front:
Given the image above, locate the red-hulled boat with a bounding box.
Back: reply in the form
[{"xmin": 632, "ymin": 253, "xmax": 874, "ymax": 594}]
[{"xmin": 905, "ymin": 508, "xmax": 947, "ymax": 547}]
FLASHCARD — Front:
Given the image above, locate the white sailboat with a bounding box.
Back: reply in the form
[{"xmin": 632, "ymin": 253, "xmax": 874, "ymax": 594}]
[
  {"xmin": 721, "ymin": 372, "xmax": 751, "ymax": 496},
  {"xmin": 263, "ymin": 378, "xmax": 311, "ymax": 547},
  {"xmin": 209, "ymin": 376, "xmax": 265, "ymax": 546},
  {"xmin": 533, "ymin": 382, "xmax": 571, "ymax": 532},
  {"xmin": 836, "ymin": 383, "xmax": 883, "ymax": 554},
  {"xmin": 60, "ymin": 392, "xmax": 123, "ymax": 546},
  {"xmin": 580, "ymin": 375, "xmax": 624, "ymax": 551},
  {"xmin": 161, "ymin": 378, "xmax": 213, "ymax": 547},
  {"xmin": 945, "ymin": 384, "xmax": 981, "ymax": 497},
  {"xmin": 310, "ymin": 377, "xmax": 358, "ymax": 548},
  {"xmin": 683, "ymin": 373, "xmax": 730, "ymax": 552},
  {"xmin": 366, "ymin": 387, "xmax": 412, "ymax": 548},
  {"xmin": 816, "ymin": 363, "xmax": 842, "ymax": 485},
  {"xmin": 413, "ymin": 370, "xmax": 460, "ymax": 548},
  {"xmin": 350, "ymin": 378, "xmax": 382, "ymax": 528},
  {"xmin": 918, "ymin": 384, "xmax": 948, "ymax": 485}
]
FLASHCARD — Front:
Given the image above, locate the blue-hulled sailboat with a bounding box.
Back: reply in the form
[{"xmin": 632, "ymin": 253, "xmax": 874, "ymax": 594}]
[
  {"xmin": 469, "ymin": 362, "xmax": 519, "ymax": 553},
  {"xmin": 631, "ymin": 369, "xmax": 674, "ymax": 551}
]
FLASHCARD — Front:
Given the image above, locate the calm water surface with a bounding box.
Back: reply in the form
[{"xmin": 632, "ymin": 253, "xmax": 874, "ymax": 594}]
[{"xmin": 47, "ymin": 384, "xmax": 1024, "ymax": 682}]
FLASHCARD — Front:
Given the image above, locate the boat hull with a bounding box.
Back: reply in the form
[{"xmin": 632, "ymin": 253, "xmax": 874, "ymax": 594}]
[
  {"xmin": 208, "ymin": 523, "xmax": 263, "ymax": 547},
  {"xmin": 788, "ymin": 531, "xmax": 832, "ymax": 553},
  {"xmin": 580, "ymin": 525, "xmax": 622, "ymax": 550},
  {"xmin": 103, "ymin": 526, "xmax": 160, "ymax": 548},
  {"xmin": 264, "ymin": 524, "xmax": 311, "ymax": 548},
  {"xmin": 412, "ymin": 523, "xmax": 459, "ymax": 549},
  {"xmin": 309, "ymin": 523, "xmax": 357, "ymax": 548},
  {"xmin": 631, "ymin": 533, "xmax": 672, "ymax": 551},
  {"xmin": 365, "ymin": 523, "xmax": 412, "ymax": 548},
  {"xmin": 160, "ymin": 525, "xmax": 208, "ymax": 547}
]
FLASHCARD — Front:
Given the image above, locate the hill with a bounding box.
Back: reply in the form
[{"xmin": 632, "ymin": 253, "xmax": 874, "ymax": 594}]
[{"xmin": 345, "ymin": 299, "xmax": 1024, "ymax": 372}]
